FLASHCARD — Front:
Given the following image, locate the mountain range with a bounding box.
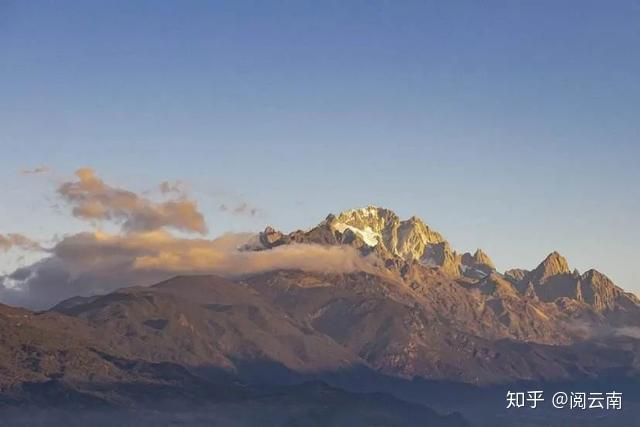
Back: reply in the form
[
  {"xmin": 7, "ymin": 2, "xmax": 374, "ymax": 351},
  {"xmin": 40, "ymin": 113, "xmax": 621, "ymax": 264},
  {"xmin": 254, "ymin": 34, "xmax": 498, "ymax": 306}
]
[{"xmin": 2, "ymin": 206, "xmax": 639, "ymax": 426}]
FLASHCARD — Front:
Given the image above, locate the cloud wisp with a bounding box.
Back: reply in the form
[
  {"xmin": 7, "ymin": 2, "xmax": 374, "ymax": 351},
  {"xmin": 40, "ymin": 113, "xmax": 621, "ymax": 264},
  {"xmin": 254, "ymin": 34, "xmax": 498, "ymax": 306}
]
[
  {"xmin": 218, "ymin": 202, "xmax": 263, "ymax": 218},
  {"xmin": 20, "ymin": 165, "xmax": 50, "ymax": 175},
  {"xmin": 158, "ymin": 180, "xmax": 186, "ymax": 196},
  {"xmin": 0, "ymin": 234, "xmax": 42, "ymax": 252}
]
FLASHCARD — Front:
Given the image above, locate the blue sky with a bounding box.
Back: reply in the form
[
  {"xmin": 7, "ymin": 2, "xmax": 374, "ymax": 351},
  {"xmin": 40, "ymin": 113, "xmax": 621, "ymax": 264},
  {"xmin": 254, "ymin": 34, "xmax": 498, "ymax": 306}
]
[{"xmin": 1, "ymin": 1, "xmax": 639, "ymax": 291}]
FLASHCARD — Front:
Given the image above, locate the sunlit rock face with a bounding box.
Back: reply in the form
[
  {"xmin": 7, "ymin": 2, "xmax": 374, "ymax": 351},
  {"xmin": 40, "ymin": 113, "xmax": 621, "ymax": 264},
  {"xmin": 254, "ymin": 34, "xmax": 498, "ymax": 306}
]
[{"xmin": 258, "ymin": 205, "xmax": 466, "ymax": 276}]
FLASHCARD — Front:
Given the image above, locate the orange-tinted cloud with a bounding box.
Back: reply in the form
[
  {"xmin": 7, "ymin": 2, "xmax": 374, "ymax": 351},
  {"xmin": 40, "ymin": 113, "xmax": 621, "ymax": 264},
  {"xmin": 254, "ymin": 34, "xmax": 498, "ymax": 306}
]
[
  {"xmin": 0, "ymin": 233, "xmax": 42, "ymax": 252},
  {"xmin": 1, "ymin": 230, "xmax": 375, "ymax": 309},
  {"xmin": 52, "ymin": 230, "xmax": 373, "ymax": 278},
  {"xmin": 58, "ymin": 168, "xmax": 207, "ymax": 234}
]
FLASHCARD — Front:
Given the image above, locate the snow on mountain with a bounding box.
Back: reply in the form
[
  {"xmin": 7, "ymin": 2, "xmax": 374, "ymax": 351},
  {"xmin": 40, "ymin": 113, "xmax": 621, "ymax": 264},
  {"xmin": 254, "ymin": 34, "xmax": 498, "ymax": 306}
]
[{"xmin": 331, "ymin": 222, "xmax": 380, "ymax": 247}]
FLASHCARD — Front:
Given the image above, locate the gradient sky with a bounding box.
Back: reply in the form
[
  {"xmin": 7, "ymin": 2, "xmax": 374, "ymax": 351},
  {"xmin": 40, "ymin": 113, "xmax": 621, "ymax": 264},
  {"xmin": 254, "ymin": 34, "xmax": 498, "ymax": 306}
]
[{"xmin": 1, "ymin": 1, "xmax": 639, "ymax": 291}]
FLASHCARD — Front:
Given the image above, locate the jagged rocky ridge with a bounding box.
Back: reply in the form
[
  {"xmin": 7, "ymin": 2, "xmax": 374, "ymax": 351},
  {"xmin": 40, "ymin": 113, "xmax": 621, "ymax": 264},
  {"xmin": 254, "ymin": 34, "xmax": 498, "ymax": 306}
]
[
  {"xmin": 260, "ymin": 206, "xmax": 639, "ymax": 318},
  {"xmin": 253, "ymin": 206, "xmax": 640, "ymax": 379},
  {"xmin": 261, "ymin": 206, "xmax": 481, "ymax": 277}
]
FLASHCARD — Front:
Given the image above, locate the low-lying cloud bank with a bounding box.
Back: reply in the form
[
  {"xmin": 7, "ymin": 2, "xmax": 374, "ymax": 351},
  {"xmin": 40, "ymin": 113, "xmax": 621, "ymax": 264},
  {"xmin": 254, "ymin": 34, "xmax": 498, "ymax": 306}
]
[{"xmin": 0, "ymin": 231, "xmax": 372, "ymax": 310}]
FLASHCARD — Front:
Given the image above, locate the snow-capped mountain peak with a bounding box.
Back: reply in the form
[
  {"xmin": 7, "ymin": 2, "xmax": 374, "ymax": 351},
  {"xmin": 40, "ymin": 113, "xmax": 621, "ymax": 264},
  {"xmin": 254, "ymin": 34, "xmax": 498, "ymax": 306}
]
[{"xmin": 328, "ymin": 206, "xmax": 444, "ymax": 256}]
